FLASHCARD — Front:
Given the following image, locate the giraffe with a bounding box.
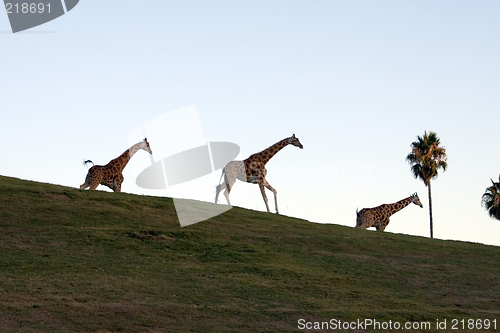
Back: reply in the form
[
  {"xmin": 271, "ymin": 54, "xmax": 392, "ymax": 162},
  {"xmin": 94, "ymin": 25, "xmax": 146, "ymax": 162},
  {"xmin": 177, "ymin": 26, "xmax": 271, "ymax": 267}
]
[
  {"xmin": 355, "ymin": 193, "xmax": 423, "ymax": 231},
  {"xmin": 215, "ymin": 134, "xmax": 303, "ymax": 214},
  {"xmin": 80, "ymin": 138, "xmax": 152, "ymax": 192}
]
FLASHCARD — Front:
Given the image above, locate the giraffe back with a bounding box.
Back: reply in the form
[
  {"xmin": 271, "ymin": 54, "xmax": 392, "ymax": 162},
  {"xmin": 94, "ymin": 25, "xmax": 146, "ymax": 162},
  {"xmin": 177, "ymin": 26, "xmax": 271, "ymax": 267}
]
[{"xmin": 356, "ymin": 205, "xmax": 388, "ymax": 229}]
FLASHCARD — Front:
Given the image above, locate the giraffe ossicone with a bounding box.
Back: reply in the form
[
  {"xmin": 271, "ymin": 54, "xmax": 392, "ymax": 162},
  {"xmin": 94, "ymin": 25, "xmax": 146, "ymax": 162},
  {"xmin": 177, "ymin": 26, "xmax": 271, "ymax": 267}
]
[
  {"xmin": 80, "ymin": 138, "xmax": 153, "ymax": 192},
  {"xmin": 355, "ymin": 192, "xmax": 423, "ymax": 231},
  {"xmin": 215, "ymin": 134, "xmax": 303, "ymax": 214}
]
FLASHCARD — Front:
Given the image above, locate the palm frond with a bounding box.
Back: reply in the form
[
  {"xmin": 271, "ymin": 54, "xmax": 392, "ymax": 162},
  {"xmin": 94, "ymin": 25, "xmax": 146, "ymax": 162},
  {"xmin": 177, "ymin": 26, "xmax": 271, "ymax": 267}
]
[
  {"xmin": 481, "ymin": 176, "xmax": 500, "ymax": 220},
  {"xmin": 406, "ymin": 131, "xmax": 447, "ymax": 186}
]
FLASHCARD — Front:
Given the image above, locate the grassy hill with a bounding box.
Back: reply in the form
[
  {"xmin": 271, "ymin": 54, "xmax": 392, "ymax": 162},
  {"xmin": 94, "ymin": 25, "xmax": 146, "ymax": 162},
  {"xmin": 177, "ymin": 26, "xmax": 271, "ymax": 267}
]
[{"xmin": 1, "ymin": 175, "xmax": 499, "ymax": 332}]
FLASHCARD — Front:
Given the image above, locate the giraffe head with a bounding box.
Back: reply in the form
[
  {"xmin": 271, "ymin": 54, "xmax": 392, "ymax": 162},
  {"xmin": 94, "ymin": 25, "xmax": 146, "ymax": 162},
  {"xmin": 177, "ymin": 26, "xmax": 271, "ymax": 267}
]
[
  {"xmin": 411, "ymin": 192, "xmax": 423, "ymax": 208},
  {"xmin": 288, "ymin": 134, "xmax": 303, "ymax": 149},
  {"xmin": 140, "ymin": 138, "xmax": 153, "ymax": 154}
]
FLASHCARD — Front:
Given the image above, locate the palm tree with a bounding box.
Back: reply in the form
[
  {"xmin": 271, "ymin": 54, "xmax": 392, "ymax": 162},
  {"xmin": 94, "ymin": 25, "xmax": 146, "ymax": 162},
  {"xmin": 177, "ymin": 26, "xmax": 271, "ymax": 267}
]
[
  {"xmin": 481, "ymin": 176, "xmax": 500, "ymax": 220},
  {"xmin": 406, "ymin": 131, "xmax": 447, "ymax": 238}
]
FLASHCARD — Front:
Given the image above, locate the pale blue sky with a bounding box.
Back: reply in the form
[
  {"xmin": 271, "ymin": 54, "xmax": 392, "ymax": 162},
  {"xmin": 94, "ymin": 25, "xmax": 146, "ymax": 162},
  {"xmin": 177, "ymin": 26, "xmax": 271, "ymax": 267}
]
[{"xmin": 1, "ymin": 1, "xmax": 499, "ymax": 245}]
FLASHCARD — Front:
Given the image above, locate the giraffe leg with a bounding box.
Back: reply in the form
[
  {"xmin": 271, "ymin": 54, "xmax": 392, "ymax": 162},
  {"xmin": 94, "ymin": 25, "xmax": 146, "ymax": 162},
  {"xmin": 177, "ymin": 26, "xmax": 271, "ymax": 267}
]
[
  {"xmin": 80, "ymin": 180, "xmax": 90, "ymax": 190},
  {"xmin": 262, "ymin": 179, "xmax": 278, "ymax": 214},
  {"xmin": 110, "ymin": 179, "xmax": 117, "ymax": 192},
  {"xmin": 367, "ymin": 212, "xmax": 380, "ymax": 229},
  {"xmin": 89, "ymin": 180, "xmax": 99, "ymax": 190},
  {"xmin": 113, "ymin": 175, "xmax": 124, "ymax": 193},
  {"xmin": 221, "ymin": 167, "xmax": 237, "ymax": 206},
  {"xmin": 86, "ymin": 168, "xmax": 102, "ymax": 190},
  {"xmin": 361, "ymin": 220, "xmax": 372, "ymax": 229},
  {"xmin": 223, "ymin": 187, "xmax": 231, "ymax": 206},
  {"xmin": 378, "ymin": 217, "xmax": 390, "ymax": 231},
  {"xmin": 89, "ymin": 174, "xmax": 101, "ymax": 190},
  {"xmin": 258, "ymin": 183, "xmax": 271, "ymax": 213},
  {"xmin": 215, "ymin": 183, "xmax": 224, "ymax": 203},
  {"xmin": 215, "ymin": 182, "xmax": 227, "ymax": 204},
  {"xmin": 80, "ymin": 172, "xmax": 92, "ymax": 190},
  {"xmin": 359, "ymin": 213, "xmax": 374, "ymax": 229},
  {"xmin": 113, "ymin": 182, "xmax": 122, "ymax": 192}
]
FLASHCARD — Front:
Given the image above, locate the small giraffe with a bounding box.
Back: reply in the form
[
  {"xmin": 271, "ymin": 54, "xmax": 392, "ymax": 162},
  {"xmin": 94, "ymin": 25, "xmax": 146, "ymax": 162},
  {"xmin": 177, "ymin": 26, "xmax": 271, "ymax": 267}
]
[
  {"xmin": 80, "ymin": 138, "xmax": 152, "ymax": 192},
  {"xmin": 355, "ymin": 193, "xmax": 423, "ymax": 231},
  {"xmin": 215, "ymin": 134, "xmax": 303, "ymax": 214}
]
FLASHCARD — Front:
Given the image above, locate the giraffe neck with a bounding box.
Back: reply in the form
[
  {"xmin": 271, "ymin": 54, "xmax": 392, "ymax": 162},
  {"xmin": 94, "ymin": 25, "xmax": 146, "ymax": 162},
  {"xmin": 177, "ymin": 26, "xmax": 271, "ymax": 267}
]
[
  {"xmin": 249, "ymin": 138, "xmax": 289, "ymax": 165},
  {"xmin": 111, "ymin": 142, "xmax": 142, "ymax": 172},
  {"xmin": 385, "ymin": 196, "xmax": 413, "ymax": 216}
]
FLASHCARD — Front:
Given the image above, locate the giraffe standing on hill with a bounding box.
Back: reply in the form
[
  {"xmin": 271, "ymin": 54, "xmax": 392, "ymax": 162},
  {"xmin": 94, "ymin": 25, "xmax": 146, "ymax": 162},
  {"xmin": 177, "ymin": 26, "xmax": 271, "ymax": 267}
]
[
  {"xmin": 80, "ymin": 138, "xmax": 152, "ymax": 192},
  {"xmin": 215, "ymin": 134, "xmax": 303, "ymax": 214},
  {"xmin": 356, "ymin": 193, "xmax": 423, "ymax": 231}
]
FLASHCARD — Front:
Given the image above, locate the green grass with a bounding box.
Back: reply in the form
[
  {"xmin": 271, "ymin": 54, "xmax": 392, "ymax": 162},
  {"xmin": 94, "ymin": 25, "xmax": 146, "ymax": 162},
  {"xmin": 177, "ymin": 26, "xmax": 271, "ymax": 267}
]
[{"xmin": 1, "ymin": 175, "xmax": 499, "ymax": 332}]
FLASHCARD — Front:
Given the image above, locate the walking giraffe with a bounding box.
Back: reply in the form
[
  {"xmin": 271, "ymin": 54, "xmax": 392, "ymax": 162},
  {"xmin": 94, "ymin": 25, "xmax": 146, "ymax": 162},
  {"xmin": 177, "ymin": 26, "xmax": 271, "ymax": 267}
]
[
  {"xmin": 80, "ymin": 138, "xmax": 153, "ymax": 192},
  {"xmin": 356, "ymin": 193, "xmax": 423, "ymax": 231},
  {"xmin": 215, "ymin": 134, "xmax": 303, "ymax": 214}
]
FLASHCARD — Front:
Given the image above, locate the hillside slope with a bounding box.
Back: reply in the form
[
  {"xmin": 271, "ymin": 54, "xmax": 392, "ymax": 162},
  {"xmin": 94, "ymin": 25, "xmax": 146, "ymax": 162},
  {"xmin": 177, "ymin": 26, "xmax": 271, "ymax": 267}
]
[{"xmin": 0, "ymin": 175, "xmax": 499, "ymax": 332}]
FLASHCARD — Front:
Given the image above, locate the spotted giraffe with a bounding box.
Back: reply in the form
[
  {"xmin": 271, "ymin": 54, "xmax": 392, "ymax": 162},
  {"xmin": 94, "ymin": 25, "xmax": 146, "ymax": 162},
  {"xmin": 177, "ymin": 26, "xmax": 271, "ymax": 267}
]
[
  {"xmin": 215, "ymin": 134, "xmax": 303, "ymax": 213},
  {"xmin": 356, "ymin": 193, "xmax": 423, "ymax": 231},
  {"xmin": 80, "ymin": 138, "xmax": 152, "ymax": 192}
]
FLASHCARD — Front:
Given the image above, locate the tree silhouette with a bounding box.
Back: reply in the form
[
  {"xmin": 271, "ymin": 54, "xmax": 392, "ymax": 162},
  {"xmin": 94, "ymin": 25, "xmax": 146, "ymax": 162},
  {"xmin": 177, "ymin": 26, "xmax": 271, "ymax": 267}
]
[
  {"xmin": 481, "ymin": 176, "xmax": 500, "ymax": 220},
  {"xmin": 406, "ymin": 131, "xmax": 447, "ymax": 238}
]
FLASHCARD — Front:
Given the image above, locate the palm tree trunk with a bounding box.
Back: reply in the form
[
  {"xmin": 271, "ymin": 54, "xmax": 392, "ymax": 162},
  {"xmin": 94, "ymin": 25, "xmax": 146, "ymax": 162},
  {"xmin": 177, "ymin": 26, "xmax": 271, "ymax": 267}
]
[{"xmin": 427, "ymin": 181, "xmax": 433, "ymax": 238}]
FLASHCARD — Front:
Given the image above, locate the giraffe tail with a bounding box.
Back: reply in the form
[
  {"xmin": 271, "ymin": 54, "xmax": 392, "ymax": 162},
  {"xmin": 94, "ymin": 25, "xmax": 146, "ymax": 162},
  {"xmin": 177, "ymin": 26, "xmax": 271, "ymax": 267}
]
[
  {"xmin": 217, "ymin": 168, "xmax": 225, "ymax": 185},
  {"xmin": 214, "ymin": 168, "xmax": 226, "ymax": 203},
  {"xmin": 355, "ymin": 208, "xmax": 362, "ymax": 228},
  {"xmin": 83, "ymin": 160, "xmax": 94, "ymax": 167}
]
